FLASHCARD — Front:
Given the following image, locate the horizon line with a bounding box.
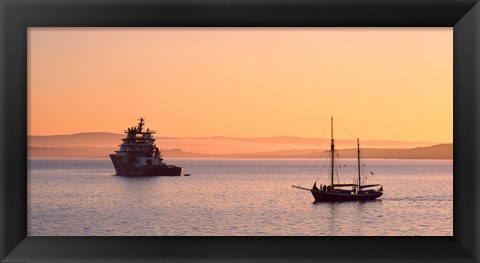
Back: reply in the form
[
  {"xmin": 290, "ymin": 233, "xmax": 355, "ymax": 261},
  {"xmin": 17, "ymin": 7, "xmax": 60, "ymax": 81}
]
[{"xmin": 27, "ymin": 131, "xmax": 452, "ymax": 145}]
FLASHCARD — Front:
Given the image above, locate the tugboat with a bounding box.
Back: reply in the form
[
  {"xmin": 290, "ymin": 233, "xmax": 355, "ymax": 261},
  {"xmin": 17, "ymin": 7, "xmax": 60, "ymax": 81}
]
[
  {"xmin": 292, "ymin": 117, "xmax": 383, "ymax": 202},
  {"xmin": 109, "ymin": 118, "xmax": 183, "ymax": 176}
]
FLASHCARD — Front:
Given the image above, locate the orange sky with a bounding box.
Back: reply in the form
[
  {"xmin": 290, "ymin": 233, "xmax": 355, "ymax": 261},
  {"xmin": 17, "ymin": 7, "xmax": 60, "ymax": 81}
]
[{"xmin": 28, "ymin": 28, "xmax": 452, "ymax": 142}]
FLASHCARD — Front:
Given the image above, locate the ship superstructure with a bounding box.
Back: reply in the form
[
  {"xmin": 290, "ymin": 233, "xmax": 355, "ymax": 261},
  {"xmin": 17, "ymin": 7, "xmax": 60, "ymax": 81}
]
[{"xmin": 110, "ymin": 118, "xmax": 182, "ymax": 176}]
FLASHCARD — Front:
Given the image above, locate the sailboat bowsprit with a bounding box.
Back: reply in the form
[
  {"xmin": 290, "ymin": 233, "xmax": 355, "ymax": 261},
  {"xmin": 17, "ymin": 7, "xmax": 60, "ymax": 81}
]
[{"xmin": 292, "ymin": 117, "xmax": 383, "ymax": 202}]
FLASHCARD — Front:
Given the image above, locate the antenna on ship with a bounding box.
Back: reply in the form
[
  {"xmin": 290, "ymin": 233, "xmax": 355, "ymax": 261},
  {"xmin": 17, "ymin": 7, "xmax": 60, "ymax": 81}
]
[{"xmin": 138, "ymin": 117, "xmax": 145, "ymax": 133}]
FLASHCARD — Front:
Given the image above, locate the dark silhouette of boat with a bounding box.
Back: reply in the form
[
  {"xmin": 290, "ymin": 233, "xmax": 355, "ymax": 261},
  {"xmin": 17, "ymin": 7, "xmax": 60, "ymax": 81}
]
[
  {"xmin": 109, "ymin": 118, "xmax": 183, "ymax": 176},
  {"xmin": 292, "ymin": 117, "xmax": 383, "ymax": 202}
]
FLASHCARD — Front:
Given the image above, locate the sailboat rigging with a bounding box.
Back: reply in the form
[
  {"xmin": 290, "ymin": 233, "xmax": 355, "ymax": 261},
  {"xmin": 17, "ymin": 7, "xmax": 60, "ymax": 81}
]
[{"xmin": 292, "ymin": 117, "xmax": 383, "ymax": 202}]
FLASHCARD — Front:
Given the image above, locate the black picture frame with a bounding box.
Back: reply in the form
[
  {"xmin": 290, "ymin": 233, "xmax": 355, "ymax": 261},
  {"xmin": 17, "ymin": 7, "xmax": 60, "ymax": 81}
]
[{"xmin": 1, "ymin": 0, "xmax": 479, "ymax": 262}]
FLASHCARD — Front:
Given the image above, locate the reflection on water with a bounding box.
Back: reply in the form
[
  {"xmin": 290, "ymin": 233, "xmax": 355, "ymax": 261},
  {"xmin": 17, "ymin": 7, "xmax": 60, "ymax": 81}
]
[
  {"xmin": 313, "ymin": 200, "xmax": 386, "ymax": 236},
  {"xmin": 28, "ymin": 158, "xmax": 452, "ymax": 236}
]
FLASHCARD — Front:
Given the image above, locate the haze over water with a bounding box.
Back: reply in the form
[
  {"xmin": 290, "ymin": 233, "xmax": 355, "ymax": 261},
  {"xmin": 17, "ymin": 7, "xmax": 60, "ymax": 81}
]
[{"xmin": 28, "ymin": 158, "xmax": 452, "ymax": 236}]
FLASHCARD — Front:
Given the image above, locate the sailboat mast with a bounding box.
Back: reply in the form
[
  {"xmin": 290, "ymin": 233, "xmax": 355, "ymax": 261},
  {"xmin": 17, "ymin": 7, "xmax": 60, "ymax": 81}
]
[
  {"xmin": 357, "ymin": 138, "xmax": 361, "ymax": 191},
  {"xmin": 331, "ymin": 117, "xmax": 334, "ymax": 190}
]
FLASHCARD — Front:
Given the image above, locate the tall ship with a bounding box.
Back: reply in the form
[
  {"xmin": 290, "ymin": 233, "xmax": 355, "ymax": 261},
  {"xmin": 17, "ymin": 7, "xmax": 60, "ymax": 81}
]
[
  {"xmin": 110, "ymin": 118, "xmax": 183, "ymax": 176},
  {"xmin": 292, "ymin": 117, "xmax": 383, "ymax": 202}
]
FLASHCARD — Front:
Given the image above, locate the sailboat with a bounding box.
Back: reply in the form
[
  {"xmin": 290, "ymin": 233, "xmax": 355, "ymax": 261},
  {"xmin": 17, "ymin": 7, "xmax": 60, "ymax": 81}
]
[{"xmin": 292, "ymin": 117, "xmax": 383, "ymax": 202}]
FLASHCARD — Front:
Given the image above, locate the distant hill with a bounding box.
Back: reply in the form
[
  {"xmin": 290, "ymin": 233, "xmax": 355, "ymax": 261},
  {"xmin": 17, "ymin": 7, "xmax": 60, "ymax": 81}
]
[
  {"xmin": 28, "ymin": 144, "xmax": 452, "ymax": 160},
  {"xmin": 29, "ymin": 132, "xmax": 441, "ymax": 149},
  {"xmin": 27, "ymin": 132, "xmax": 451, "ymax": 159},
  {"xmin": 29, "ymin": 132, "xmax": 124, "ymax": 147},
  {"xmin": 218, "ymin": 144, "xmax": 452, "ymax": 159},
  {"xmin": 28, "ymin": 146, "xmax": 209, "ymax": 158}
]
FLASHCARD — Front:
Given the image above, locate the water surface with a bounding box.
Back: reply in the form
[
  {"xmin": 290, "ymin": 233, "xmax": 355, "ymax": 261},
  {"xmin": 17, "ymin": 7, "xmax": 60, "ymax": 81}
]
[{"xmin": 28, "ymin": 158, "xmax": 452, "ymax": 236}]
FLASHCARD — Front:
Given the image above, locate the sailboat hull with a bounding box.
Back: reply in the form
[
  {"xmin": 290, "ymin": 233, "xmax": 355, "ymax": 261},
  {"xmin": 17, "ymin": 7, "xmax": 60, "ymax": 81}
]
[{"xmin": 311, "ymin": 190, "xmax": 382, "ymax": 202}]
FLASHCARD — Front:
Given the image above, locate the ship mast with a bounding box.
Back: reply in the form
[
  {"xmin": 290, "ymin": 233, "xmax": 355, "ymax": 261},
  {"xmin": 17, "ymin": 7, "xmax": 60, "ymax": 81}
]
[
  {"xmin": 138, "ymin": 117, "xmax": 145, "ymax": 133},
  {"xmin": 331, "ymin": 117, "xmax": 334, "ymax": 191},
  {"xmin": 357, "ymin": 138, "xmax": 361, "ymax": 191}
]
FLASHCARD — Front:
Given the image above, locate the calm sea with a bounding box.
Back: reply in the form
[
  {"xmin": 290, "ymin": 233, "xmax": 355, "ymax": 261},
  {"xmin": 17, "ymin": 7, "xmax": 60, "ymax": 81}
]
[{"xmin": 28, "ymin": 158, "xmax": 452, "ymax": 236}]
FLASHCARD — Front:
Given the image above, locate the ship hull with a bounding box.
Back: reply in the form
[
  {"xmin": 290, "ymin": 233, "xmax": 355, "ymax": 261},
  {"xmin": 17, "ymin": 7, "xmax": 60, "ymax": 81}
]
[
  {"xmin": 311, "ymin": 190, "xmax": 382, "ymax": 202},
  {"xmin": 110, "ymin": 155, "xmax": 182, "ymax": 176}
]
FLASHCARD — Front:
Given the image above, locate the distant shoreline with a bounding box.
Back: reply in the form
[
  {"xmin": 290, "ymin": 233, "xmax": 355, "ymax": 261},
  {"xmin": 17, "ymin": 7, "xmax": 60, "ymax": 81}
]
[
  {"xmin": 27, "ymin": 156, "xmax": 453, "ymax": 161},
  {"xmin": 28, "ymin": 145, "xmax": 453, "ymax": 160},
  {"xmin": 28, "ymin": 132, "xmax": 452, "ymax": 160}
]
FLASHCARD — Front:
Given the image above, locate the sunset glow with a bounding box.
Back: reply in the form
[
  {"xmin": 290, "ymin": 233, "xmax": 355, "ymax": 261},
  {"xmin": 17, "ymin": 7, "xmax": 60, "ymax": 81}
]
[{"xmin": 28, "ymin": 28, "xmax": 452, "ymax": 142}]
